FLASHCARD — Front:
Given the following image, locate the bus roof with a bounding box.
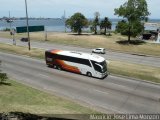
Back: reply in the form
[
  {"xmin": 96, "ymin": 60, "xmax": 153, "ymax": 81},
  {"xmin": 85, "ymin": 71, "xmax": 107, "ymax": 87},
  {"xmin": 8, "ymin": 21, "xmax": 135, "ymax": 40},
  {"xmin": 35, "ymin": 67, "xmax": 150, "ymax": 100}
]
[{"xmin": 46, "ymin": 49, "xmax": 105, "ymax": 62}]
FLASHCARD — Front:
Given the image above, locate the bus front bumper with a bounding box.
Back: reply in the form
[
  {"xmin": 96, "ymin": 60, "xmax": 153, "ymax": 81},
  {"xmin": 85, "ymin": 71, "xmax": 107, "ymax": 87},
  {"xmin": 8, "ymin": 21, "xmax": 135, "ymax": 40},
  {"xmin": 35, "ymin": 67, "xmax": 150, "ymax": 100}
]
[{"xmin": 99, "ymin": 72, "xmax": 108, "ymax": 78}]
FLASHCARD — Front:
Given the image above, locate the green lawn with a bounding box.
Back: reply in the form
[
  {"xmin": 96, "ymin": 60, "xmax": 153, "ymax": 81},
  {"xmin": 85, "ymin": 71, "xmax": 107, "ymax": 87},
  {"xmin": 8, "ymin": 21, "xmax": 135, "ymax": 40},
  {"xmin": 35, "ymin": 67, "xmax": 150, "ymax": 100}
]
[
  {"xmin": 0, "ymin": 79, "xmax": 98, "ymax": 115},
  {"xmin": 109, "ymin": 60, "xmax": 160, "ymax": 83}
]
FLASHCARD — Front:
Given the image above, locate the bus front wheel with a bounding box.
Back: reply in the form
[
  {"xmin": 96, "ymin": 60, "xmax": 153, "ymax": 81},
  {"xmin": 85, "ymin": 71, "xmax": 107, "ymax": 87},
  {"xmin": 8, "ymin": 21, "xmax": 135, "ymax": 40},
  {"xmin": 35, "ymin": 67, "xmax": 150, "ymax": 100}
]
[
  {"xmin": 87, "ymin": 72, "xmax": 92, "ymax": 77},
  {"xmin": 57, "ymin": 66, "xmax": 61, "ymax": 70}
]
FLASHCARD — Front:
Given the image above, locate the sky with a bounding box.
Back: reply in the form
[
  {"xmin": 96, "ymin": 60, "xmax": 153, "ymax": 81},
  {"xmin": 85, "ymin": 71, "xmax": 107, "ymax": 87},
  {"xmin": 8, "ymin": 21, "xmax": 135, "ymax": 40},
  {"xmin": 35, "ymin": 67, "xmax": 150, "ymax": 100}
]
[{"xmin": 0, "ymin": 0, "xmax": 159, "ymax": 19}]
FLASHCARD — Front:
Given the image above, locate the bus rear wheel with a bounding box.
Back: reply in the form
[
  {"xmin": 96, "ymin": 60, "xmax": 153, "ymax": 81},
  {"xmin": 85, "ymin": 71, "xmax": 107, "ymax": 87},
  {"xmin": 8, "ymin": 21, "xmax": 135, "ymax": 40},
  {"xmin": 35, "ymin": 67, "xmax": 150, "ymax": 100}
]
[
  {"xmin": 53, "ymin": 65, "xmax": 57, "ymax": 69},
  {"xmin": 87, "ymin": 72, "xmax": 92, "ymax": 77}
]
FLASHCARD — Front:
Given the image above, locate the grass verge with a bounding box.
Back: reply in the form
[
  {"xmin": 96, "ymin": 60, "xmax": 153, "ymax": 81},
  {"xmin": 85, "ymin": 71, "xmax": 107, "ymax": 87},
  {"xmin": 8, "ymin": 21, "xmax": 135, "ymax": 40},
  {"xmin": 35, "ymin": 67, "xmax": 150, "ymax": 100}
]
[
  {"xmin": 0, "ymin": 43, "xmax": 44, "ymax": 59},
  {"xmin": 0, "ymin": 79, "xmax": 98, "ymax": 115},
  {"xmin": 0, "ymin": 43, "xmax": 160, "ymax": 83},
  {"xmin": 109, "ymin": 61, "xmax": 160, "ymax": 83},
  {"xmin": 0, "ymin": 31, "xmax": 160, "ymax": 56}
]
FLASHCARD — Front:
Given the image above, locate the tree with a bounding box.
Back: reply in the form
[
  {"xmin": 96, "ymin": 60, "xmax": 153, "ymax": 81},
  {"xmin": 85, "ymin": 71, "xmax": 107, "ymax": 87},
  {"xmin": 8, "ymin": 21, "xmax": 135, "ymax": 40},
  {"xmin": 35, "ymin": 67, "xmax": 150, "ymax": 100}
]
[
  {"xmin": 116, "ymin": 20, "xmax": 143, "ymax": 37},
  {"xmin": 0, "ymin": 61, "xmax": 8, "ymax": 84},
  {"xmin": 100, "ymin": 17, "xmax": 112, "ymax": 35},
  {"xmin": 65, "ymin": 13, "xmax": 88, "ymax": 35},
  {"xmin": 92, "ymin": 12, "xmax": 100, "ymax": 34},
  {"xmin": 114, "ymin": 0, "xmax": 150, "ymax": 42}
]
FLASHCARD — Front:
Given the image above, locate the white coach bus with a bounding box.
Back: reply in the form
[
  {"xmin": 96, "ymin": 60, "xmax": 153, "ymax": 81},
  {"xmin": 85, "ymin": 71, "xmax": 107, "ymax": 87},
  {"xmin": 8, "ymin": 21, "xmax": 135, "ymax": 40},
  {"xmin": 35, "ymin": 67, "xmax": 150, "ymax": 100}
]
[{"xmin": 45, "ymin": 49, "xmax": 108, "ymax": 78}]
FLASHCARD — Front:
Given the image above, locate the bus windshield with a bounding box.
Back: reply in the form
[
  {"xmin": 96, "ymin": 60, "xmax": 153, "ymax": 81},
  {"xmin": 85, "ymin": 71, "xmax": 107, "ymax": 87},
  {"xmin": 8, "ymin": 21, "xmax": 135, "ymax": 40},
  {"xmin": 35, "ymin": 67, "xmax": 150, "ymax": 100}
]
[
  {"xmin": 91, "ymin": 60, "xmax": 107, "ymax": 73},
  {"xmin": 99, "ymin": 60, "xmax": 107, "ymax": 73}
]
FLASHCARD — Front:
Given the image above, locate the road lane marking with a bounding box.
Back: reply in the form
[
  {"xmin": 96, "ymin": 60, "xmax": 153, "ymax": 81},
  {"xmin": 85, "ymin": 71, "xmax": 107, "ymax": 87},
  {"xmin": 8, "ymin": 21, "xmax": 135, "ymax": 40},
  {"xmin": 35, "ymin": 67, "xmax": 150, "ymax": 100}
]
[
  {"xmin": 38, "ymin": 73, "xmax": 50, "ymax": 78},
  {"xmin": 94, "ymin": 89, "xmax": 109, "ymax": 95}
]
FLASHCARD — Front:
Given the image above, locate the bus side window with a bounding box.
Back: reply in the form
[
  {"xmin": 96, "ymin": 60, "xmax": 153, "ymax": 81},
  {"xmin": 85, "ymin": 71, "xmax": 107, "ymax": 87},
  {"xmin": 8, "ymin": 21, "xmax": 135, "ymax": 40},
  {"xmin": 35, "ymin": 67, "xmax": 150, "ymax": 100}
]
[{"xmin": 58, "ymin": 55, "xmax": 91, "ymax": 67}]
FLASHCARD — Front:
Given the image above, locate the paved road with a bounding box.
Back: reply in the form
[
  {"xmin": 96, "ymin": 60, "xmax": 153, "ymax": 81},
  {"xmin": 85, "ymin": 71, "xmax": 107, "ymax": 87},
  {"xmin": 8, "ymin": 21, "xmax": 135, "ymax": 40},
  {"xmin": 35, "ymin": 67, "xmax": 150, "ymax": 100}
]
[
  {"xmin": 1, "ymin": 52, "xmax": 160, "ymax": 113},
  {"xmin": 0, "ymin": 37, "xmax": 160, "ymax": 67}
]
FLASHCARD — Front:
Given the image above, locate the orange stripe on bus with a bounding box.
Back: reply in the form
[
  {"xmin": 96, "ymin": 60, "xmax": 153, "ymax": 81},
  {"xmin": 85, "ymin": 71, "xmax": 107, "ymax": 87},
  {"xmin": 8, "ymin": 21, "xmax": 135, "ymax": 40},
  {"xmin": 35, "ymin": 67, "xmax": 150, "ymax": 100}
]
[
  {"xmin": 51, "ymin": 50, "xmax": 62, "ymax": 54},
  {"xmin": 56, "ymin": 59, "xmax": 81, "ymax": 74}
]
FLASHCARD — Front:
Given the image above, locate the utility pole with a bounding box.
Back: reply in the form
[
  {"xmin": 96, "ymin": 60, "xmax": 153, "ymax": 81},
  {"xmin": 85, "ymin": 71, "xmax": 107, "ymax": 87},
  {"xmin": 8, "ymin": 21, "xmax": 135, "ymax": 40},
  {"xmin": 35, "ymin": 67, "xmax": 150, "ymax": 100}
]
[
  {"xmin": 12, "ymin": 29, "xmax": 16, "ymax": 45},
  {"xmin": 25, "ymin": 0, "xmax": 31, "ymax": 50}
]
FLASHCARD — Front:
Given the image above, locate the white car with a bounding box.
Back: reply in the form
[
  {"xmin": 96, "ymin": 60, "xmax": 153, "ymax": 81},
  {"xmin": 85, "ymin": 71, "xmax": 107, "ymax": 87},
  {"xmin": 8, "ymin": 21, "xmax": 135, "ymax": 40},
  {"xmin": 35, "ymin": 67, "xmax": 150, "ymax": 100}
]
[{"xmin": 92, "ymin": 48, "xmax": 106, "ymax": 54}]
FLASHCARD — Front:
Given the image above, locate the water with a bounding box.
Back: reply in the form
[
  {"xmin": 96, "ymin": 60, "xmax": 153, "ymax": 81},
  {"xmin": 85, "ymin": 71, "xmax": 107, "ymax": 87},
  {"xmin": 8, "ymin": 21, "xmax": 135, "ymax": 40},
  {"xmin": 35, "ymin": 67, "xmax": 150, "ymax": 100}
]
[
  {"xmin": 0, "ymin": 19, "xmax": 68, "ymax": 32},
  {"xmin": 0, "ymin": 18, "xmax": 159, "ymax": 32}
]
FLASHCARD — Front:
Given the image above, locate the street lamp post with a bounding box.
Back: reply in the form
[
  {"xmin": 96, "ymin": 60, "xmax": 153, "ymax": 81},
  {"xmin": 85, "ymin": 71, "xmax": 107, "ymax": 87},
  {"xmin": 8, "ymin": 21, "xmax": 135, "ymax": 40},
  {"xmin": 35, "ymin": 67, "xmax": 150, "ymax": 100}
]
[{"xmin": 25, "ymin": 0, "xmax": 30, "ymax": 50}]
